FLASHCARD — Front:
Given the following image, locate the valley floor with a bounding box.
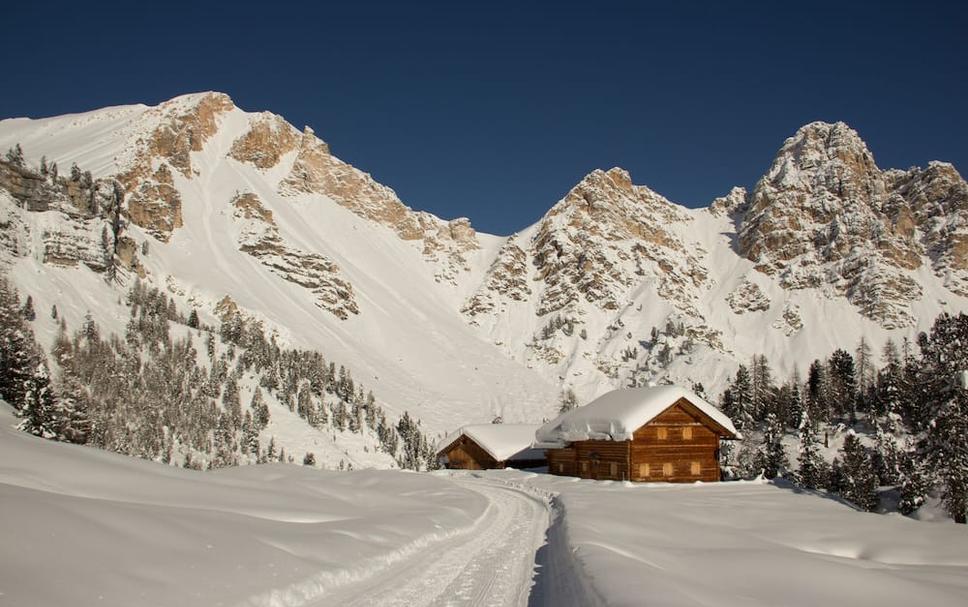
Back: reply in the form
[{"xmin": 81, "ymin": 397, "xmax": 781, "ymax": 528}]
[{"xmin": 3, "ymin": 404, "xmax": 968, "ymax": 607}]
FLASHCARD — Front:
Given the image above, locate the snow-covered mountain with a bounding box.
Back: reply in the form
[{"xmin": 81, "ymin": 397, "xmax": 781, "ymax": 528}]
[{"xmin": 1, "ymin": 92, "xmax": 965, "ymax": 441}]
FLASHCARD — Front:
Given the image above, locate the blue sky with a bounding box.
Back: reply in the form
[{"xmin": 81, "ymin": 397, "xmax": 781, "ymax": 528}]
[{"xmin": 3, "ymin": 1, "xmax": 965, "ymax": 235}]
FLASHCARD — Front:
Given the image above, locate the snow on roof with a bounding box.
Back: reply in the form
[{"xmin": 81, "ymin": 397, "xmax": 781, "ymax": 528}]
[
  {"xmin": 535, "ymin": 385, "xmax": 738, "ymax": 446},
  {"xmin": 438, "ymin": 424, "xmax": 544, "ymax": 462}
]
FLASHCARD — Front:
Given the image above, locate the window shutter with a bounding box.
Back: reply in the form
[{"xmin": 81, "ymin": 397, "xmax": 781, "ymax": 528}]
[
  {"xmin": 682, "ymin": 427, "xmax": 693, "ymax": 440},
  {"xmin": 610, "ymin": 462, "xmax": 618, "ymax": 476},
  {"xmin": 639, "ymin": 463, "xmax": 650, "ymax": 477},
  {"xmin": 657, "ymin": 427, "xmax": 668, "ymax": 440},
  {"xmin": 690, "ymin": 461, "xmax": 701, "ymax": 475},
  {"xmin": 662, "ymin": 462, "xmax": 673, "ymax": 476}
]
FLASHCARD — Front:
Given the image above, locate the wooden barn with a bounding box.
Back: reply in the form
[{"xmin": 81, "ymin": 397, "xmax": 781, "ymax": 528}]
[
  {"xmin": 437, "ymin": 424, "xmax": 546, "ymax": 470},
  {"xmin": 536, "ymin": 385, "xmax": 739, "ymax": 482}
]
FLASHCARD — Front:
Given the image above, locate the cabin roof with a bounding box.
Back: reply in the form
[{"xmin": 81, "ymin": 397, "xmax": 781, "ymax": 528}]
[
  {"xmin": 438, "ymin": 423, "xmax": 545, "ymax": 462},
  {"xmin": 535, "ymin": 385, "xmax": 739, "ymax": 447}
]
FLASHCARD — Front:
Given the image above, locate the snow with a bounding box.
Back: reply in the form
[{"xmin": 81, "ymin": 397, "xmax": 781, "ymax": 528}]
[
  {"xmin": 535, "ymin": 385, "xmax": 738, "ymax": 445},
  {"xmin": 463, "ymin": 469, "xmax": 968, "ymax": 607},
  {"xmin": 0, "ymin": 402, "xmax": 549, "ymax": 607},
  {"xmin": 5, "ymin": 397, "xmax": 968, "ymax": 607},
  {"xmin": 438, "ymin": 423, "xmax": 544, "ymax": 462}
]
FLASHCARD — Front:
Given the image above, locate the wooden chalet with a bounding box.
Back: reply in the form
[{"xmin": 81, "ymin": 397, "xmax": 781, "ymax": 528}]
[
  {"xmin": 536, "ymin": 385, "xmax": 739, "ymax": 482},
  {"xmin": 437, "ymin": 424, "xmax": 546, "ymax": 470}
]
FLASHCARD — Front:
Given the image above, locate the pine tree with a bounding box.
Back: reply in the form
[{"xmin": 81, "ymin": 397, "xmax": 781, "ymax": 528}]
[
  {"xmin": 559, "ymin": 387, "xmax": 578, "ymax": 413},
  {"xmin": 725, "ymin": 365, "xmax": 754, "ymax": 431},
  {"xmin": 18, "ymin": 360, "xmax": 56, "ymax": 438},
  {"xmin": 806, "ymin": 360, "xmax": 830, "ymax": 424},
  {"xmin": 855, "ymin": 337, "xmax": 874, "ymax": 398},
  {"xmin": 750, "ymin": 354, "xmax": 776, "ymax": 422},
  {"xmin": 756, "ymin": 413, "xmax": 789, "ymax": 479},
  {"xmin": 5, "ymin": 144, "xmax": 25, "ymax": 167},
  {"xmin": 839, "ymin": 432, "xmax": 879, "ymax": 511},
  {"xmin": 897, "ymin": 440, "xmax": 928, "ymax": 515},
  {"xmin": 251, "ymin": 387, "xmax": 270, "ymax": 430},
  {"xmin": 796, "ymin": 411, "xmax": 826, "ymax": 490},
  {"xmin": 303, "ymin": 452, "xmax": 316, "ymax": 466},
  {"xmin": 915, "ymin": 313, "xmax": 968, "ymax": 523},
  {"xmin": 187, "ymin": 309, "xmax": 199, "ymax": 329},
  {"xmin": 828, "ymin": 349, "xmax": 857, "ymax": 422},
  {"xmin": 21, "ymin": 295, "xmax": 35, "ymax": 321}
]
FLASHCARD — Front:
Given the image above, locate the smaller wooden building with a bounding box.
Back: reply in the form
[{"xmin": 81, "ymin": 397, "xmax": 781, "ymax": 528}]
[
  {"xmin": 536, "ymin": 385, "xmax": 739, "ymax": 483},
  {"xmin": 437, "ymin": 424, "xmax": 546, "ymax": 470}
]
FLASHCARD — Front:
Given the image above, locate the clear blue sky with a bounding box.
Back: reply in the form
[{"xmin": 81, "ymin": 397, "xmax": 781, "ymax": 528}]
[{"xmin": 3, "ymin": 1, "xmax": 965, "ymax": 235}]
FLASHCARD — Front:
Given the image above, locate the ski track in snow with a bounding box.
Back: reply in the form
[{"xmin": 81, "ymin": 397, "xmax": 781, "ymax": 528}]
[{"xmin": 316, "ymin": 478, "xmax": 549, "ymax": 607}]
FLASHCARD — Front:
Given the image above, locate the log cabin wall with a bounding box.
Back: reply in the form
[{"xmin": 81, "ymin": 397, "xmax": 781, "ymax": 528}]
[
  {"xmin": 440, "ymin": 436, "xmax": 500, "ymax": 470},
  {"xmin": 547, "ymin": 446, "xmax": 577, "ymax": 477},
  {"xmin": 545, "ymin": 397, "xmax": 725, "ymax": 482},
  {"xmin": 630, "ymin": 400, "xmax": 720, "ymax": 482}
]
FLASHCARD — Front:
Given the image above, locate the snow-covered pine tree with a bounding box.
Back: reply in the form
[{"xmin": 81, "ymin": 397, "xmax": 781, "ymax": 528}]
[
  {"xmin": 914, "ymin": 313, "xmax": 968, "ymax": 523},
  {"xmin": 756, "ymin": 413, "xmax": 789, "ymax": 479},
  {"xmin": 806, "ymin": 360, "xmax": 830, "ymax": 424},
  {"xmin": 839, "ymin": 431, "xmax": 879, "ymax": 512},
  {"xmin": 750, "ymin": 354, "xmax": 776, "ymax": 422},
  {"xmin": 897, "ymin": 438, "xmax": 928, "ymax": 515},
  {"xmin": 726, "ymin": 365, "xmax": 754, "ymax": 431},
  {"xmin": 796, "ymin": 410, "xmax": 826, "ymax": 490},
  {"xmin": 559, "ymin": 387, "xmax": 578, "ymax": 413},
  {"xmin": 828, "ymin": 349, "xmax": 857, "ymax": 422},
  {"xmin": 21, "ymin": 295, "xmax": 35, "ymax": 321}
]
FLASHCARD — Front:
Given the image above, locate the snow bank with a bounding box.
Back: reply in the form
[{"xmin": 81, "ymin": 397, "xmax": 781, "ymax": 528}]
[
  {"xmin": 0, "ymin": 404, "xmax": 488, "ymax": 607},
  {"xmin": 439, "ymin": 423, "xmax": 544, "ymax": 462},
  {"xmin": 535, "ymin": 385, "xmax": 738, "ymax": 445}
]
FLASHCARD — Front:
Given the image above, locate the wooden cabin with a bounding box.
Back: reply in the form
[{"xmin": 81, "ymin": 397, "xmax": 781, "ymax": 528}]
[
  {"xmin": 536, "ymin": 386, "xmax": 739, "ymax": 482},
  {"xmin": 437, "ymin": 424, "xmax": 546, "ymax": 470}
]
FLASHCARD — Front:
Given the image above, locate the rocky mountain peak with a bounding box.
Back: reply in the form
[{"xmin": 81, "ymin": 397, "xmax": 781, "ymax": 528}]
[{"xmin": 737, "ymin": 121, "xmax": 967, "ymax": 327}]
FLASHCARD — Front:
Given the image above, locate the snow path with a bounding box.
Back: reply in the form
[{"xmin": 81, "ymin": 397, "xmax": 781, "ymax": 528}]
[{"xmin": 322, "ymin": 476, "xmax": 550, "ymax": 607}]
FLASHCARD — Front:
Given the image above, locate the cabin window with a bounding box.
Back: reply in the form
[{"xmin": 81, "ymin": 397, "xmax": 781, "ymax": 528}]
[
  {"xmin": 556, "ymin": 463, "xmax": 564, "ymax": 473},
  {"xmin": 682, "ymin": 427, "xmax": 693, "ymax": 440},
  {"xmin": 662, "ymin": 462, "xmax": 673, "ymax": 476},
  {"xmin": 690, "ymin": 461, "xmax": 701, "ymax": 475},
  {"xmin": 639, "ymin": 463, "xmax": 650, "ymax": 477},
  {"xmin": 657, "ymin": 427, "xmax": 668, "ymax": 440},
  {"xmin": 609, "ymin": 462, "xmax": 618, "ymax": 476},
  {"xmin": 581, "ymin": 461, "xmax": 588, "ymax": 472}
]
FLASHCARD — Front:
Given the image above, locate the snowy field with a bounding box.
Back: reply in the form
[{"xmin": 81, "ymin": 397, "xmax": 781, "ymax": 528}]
[
  {"xmin": 4, "ymin": 400, "xmax": 968, "ymax": 607},
  {"xmin": 473, "ymin": 469, "xmax": 968, "ymax": 607},
  {"xmin": 0, "ymin": 404, "xmax": 547, "ymax": 607}
]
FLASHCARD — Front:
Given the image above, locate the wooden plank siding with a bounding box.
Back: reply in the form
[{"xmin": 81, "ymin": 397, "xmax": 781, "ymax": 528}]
[
  {"xmin": 546, "ymin": 397, "xmax": 726, "ymax": 483},
  {"xmin": 439, "ymin": 436, "xmax": 500, "ymax": 470}
]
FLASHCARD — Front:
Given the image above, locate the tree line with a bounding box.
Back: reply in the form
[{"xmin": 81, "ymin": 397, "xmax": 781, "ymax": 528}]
[
  {"xmin": 715, "ymin": 313, "xmax": 967, "ymax": 523},
  {"xmin": 0, "ymin": 275, "xmax": 438, "ymax": 472}
]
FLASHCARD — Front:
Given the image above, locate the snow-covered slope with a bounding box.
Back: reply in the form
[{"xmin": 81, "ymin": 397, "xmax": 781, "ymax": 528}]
[
  {"xmin": 0, "ymin": 403, "xmax": 493, "ymax": 607},
  {"xmin": 0, "ymin": 93, "xmax": 559, "ymax": 441},
  {"xmin": 1, "ymin": 93, "xmax": 965, "ymax": 445}
]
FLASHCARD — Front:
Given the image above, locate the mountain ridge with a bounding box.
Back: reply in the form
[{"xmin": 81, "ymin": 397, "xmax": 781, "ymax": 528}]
[{"xmin": 0, "ymin": 92, "xmax": 965, "ymax": 450}]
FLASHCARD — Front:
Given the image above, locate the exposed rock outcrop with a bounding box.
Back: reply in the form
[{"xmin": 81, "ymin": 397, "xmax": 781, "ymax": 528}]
[
  {"xmin": 737, "ymin": 121, "xmax": 968, "ymax": 327},
  {"xmin": 230, "ymin": 191, "xmax": 358, "ymax": 319},
  {"xmin": 279, "ymin": 126, "xmax": 479, "ymax": 280}
]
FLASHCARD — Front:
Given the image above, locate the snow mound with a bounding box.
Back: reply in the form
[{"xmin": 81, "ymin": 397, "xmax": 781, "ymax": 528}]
[{"xmin": 535, "ymin": 385, "xmax": 738, "ymax": 445}]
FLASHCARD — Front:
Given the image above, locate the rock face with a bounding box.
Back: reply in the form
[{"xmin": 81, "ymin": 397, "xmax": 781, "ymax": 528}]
[
  {"xmin": 278, "ymin": 126, "xmax": 479, "ymax": 282},
  {"xmin": 737, "ymin": 121, "xmax": 967, "ymax": 327},
  {"xmin": 230, "ymin": 192, "xmax": 358, "ymax": 319},
  {"xmin": 228, "ymin": 113, "xmax": 301, "ymax": 169},
  {"xmin": 726, "ymin": 280, "xmax": 770, "ymax": 314},
  {"xmin": 118, "ymin": 92, "xmax": 235, "ymax": 242},
  {"xmin": 0, "ymin": 158, "xmax": 144, "ymax": 277}
]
